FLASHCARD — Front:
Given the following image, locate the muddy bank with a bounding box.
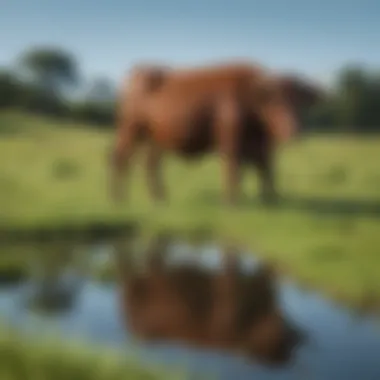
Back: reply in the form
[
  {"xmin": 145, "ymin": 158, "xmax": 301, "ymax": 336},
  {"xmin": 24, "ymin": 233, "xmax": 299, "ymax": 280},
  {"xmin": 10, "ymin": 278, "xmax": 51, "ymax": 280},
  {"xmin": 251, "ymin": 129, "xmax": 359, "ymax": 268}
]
[{"xmin": 0, "ymin": 221, "xmax": 137, "ymax": 244}]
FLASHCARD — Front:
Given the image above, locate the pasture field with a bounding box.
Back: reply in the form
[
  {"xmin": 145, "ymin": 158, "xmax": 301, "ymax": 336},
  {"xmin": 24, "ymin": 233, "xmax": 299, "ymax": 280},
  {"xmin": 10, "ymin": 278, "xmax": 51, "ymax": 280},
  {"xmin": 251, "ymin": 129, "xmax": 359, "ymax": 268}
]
[
  {"xmin": 1, "ymin": 111, "xmax": 380, "ymax": 309},
  {"xmin": 0, "ymin": 322, "xmax": 185, "ymax": 380}
]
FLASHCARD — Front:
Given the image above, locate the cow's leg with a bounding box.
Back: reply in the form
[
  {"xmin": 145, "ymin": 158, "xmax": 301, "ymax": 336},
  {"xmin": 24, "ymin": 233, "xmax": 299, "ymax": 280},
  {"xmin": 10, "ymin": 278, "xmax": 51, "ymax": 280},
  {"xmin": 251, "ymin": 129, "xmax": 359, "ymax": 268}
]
[
  {"xmin": 109, "ymin": 120, "xmax": 139, "ymax": 203},
  {"xmin": 215, "ymin": 98, "xmax": 242, "ymax": 206},
  {"xmin": 255, "ymin": 148, "xmax": 278, "ymax": 205},
  {"xmin": 209, "ymin": 247, "xmax": 240, "ymax": 345},
  {"xmin": 113, "ymin": 238, "xmax": 134, "ymax": 277},
  {"xmin": 145, "ymin": 143, "xmax": 166, "ymax": 203},
  {"xmin": 144, "ymin": 235, "xmax": 169, "ymax": 273},
  {"xmin": 111, "ymin": 236, "xmax": 139, "ymax": 335},
  {"xmin": 225, "ymin": 155, "xmax": 241, "ymax": 206}
]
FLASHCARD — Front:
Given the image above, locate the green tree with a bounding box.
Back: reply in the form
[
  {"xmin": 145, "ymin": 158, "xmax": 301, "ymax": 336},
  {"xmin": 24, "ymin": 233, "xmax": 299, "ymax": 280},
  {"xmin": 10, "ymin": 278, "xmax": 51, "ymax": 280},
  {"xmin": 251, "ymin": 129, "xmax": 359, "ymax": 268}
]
[
  {"xmin": 18, "ymin": 46, "xmax": 80, "ymax": 94},
  {"xmin": 0, "ymin": 69, "xmax": 21, "ymax": 108},
  {"xmin": 16, "ymin": 47, "xmax": 80, "ymax": 115},
  {"xmin": 332, "ymin": 65, "xmax": 380, "ymax": 132},
  {"xmin": 359, "ymin": 71, "xmax": 380, "ymax": 130},
  {"xmin": 305, "ymin": 64, "xmax": 380, "ymax": 133}
]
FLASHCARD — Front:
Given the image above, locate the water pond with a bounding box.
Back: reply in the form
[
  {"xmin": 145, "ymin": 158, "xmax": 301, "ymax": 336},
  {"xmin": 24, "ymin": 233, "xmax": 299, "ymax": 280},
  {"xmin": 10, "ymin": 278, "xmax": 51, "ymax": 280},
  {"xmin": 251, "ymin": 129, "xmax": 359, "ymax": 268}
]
[{"xmin": 0, "ymin": 237, "xmax": 379, "ymax": 380}]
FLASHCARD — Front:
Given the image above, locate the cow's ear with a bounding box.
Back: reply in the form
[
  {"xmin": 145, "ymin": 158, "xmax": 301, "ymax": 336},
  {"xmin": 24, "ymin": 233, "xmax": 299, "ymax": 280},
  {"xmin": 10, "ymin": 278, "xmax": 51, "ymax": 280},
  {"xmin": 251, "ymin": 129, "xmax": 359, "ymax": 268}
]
[
  {"xmin": 140, "ymin": 66, "xmax": 169, "ymax": 93},
  {"xmin": 146, "ymin": 69, "xmax": 167, "ymax": 92},
  {"xmin": 128, "ymin": 64, "xmax": 170, "ymax": 95}
]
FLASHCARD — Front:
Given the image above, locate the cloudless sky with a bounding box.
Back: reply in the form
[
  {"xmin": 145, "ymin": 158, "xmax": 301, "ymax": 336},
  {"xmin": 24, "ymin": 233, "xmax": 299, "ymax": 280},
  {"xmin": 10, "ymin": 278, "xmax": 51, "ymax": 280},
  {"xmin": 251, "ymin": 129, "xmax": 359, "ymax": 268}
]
[{"xmin": 1, "ymin": 0, "xmax": 379, "ymax": 86}]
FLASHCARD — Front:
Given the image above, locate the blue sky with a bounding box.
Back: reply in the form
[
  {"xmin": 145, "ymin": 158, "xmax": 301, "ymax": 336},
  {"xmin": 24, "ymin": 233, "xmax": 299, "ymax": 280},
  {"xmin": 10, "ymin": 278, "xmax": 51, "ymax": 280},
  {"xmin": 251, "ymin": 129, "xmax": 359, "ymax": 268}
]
[{"xmin": 1, "ymin": 0, "xmax": 379, "ymax": 86}]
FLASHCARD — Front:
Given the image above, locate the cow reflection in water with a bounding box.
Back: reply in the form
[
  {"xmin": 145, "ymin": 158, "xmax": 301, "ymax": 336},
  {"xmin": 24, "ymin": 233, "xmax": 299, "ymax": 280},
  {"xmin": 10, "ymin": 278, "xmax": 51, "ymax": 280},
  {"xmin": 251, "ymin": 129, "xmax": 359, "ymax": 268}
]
[{"xmin": 114, "ymin": 239, "xmax": 304, "ymax": 366}]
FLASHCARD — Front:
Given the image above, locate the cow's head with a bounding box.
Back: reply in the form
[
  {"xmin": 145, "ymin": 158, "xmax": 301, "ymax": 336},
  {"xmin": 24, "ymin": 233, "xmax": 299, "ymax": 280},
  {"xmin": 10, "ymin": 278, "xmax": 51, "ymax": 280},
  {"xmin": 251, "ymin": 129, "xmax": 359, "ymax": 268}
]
[
  {"xmin": 252, "ymin": 75, "xmax": 299, "ymax": 143},
  {"xmin": 278, "ymin": 74, "xmax": 325, "ymax": 114},
  {"xmin": 252, "ymin": 73, "xmax": 325, "ymax": 142}
]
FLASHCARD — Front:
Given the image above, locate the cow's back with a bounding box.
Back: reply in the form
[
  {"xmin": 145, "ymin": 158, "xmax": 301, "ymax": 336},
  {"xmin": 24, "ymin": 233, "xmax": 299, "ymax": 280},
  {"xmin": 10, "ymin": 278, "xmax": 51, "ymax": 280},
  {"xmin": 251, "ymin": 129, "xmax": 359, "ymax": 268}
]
[{"xmin": 139, "ymin": 62, "xmax": 265, "ymax": 156}]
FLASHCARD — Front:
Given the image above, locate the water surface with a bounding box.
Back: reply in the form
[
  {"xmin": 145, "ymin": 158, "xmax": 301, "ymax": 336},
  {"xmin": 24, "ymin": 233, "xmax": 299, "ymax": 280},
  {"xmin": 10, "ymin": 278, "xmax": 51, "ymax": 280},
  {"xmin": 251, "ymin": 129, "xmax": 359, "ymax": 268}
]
[{"xmin": 0, "ymin": 239, "xmax": 379, "ymax": 380}]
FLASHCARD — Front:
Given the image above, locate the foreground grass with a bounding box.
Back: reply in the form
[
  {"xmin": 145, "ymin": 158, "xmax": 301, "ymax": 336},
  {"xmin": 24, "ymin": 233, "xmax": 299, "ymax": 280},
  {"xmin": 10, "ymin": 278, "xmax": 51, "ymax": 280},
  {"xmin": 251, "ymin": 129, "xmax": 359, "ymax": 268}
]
[
  {"xmin": 0, "ymin": 323, "xmax": 185, "ymax": 380},
  {"xmin": 1, "ymin": 111, "xmax": 380, "ymax": 309}
]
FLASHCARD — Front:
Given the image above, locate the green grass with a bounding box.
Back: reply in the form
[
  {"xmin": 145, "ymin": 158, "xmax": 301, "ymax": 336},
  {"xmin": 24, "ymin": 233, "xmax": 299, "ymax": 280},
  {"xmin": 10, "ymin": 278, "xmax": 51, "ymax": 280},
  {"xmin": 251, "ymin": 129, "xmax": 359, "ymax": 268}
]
[
  {"xmin": 0, "ymin": 322, "xmax": 187, "ymax": 380},
  {"xmin": 1, "ymin": 110, "xmax": 380, "ymax": 309}
]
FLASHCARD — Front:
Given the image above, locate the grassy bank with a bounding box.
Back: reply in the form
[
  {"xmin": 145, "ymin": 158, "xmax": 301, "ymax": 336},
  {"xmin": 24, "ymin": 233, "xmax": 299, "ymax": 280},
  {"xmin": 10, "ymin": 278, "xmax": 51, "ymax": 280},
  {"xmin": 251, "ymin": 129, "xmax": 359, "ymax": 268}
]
[
  {"xmin": 1, "ymin": 111, "xmax": 380, "ymax": 309},
  {"xmin": 0, "ymin": 323, "xmax": 185, "ymax": 380}
]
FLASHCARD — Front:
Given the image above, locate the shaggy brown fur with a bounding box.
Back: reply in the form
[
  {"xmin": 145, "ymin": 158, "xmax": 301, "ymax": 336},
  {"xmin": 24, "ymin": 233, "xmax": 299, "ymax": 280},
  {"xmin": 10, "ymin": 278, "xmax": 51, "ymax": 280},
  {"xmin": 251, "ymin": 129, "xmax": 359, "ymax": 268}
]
[{"xmin": 110, "ymin": 61, "xmax": 322, "ymax": 205}]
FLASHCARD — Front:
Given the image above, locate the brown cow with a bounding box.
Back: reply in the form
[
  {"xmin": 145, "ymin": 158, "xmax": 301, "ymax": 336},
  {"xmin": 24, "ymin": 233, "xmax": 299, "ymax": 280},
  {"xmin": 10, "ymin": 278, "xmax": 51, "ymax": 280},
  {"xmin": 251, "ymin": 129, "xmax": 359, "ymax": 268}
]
[
  {"xmin": 113, "ymin": 238, "xmax": 303, "ymax": 366},
  {"xmin": 109, "ymin": 61, "xmax": 322, "ymax": 206}
]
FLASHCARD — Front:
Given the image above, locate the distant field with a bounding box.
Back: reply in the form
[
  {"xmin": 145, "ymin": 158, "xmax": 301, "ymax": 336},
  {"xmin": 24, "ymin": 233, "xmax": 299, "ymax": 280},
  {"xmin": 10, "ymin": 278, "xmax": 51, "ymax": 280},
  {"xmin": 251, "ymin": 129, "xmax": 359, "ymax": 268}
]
[{"xmin": 1, "ymin": 111, "xmax": 380, "ymax": 308}]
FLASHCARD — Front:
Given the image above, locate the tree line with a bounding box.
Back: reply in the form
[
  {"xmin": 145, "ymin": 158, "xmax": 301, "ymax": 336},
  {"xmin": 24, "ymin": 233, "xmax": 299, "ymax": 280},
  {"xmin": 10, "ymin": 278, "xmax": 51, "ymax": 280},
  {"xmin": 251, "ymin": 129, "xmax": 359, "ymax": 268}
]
[
  {"xmin": 1, "ymin": 46, "xmax": 379, "ymax": 132},
  {"xmin": 0, "ymin": 46, "xmax": 116, "ymax": 128}
]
